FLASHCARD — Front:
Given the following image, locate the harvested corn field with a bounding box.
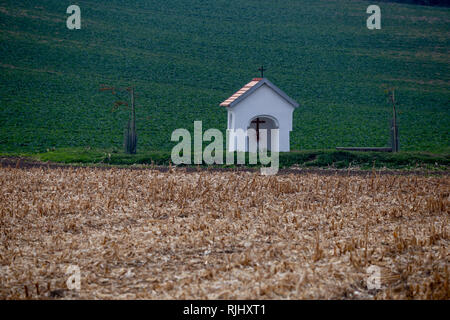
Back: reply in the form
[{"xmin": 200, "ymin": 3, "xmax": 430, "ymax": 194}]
[{"xmin": 0, "ymin": 167, "xmax": 448, "ymax": 299}]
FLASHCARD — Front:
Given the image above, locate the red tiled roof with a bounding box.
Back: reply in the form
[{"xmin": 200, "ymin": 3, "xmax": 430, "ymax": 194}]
[{"xmin": 219, "ymin": 78, "xmax": 264, "ymax": 107}]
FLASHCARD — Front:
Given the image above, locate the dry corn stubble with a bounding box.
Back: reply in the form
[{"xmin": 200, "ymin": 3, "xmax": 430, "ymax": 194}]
[{"xmin": 0, "ymin": 167, "xmax": 448, "ymax": 299}]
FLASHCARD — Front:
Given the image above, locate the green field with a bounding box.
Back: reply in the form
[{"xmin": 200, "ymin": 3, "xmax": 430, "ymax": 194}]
[{"xmin": 0, "ymin": 0, "xmax": 449, "ymax": 154}]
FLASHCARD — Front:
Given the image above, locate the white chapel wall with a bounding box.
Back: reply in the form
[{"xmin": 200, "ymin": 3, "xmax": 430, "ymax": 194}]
[{"xmin": 228, "ymin": 84, "xmax": 294, "ymax": 152}]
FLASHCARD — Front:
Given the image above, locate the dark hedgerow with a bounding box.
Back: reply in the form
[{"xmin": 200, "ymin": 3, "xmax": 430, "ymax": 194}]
[{"xmin": 24, "ymin": 148, "xmax": 449, "ymax": 170}]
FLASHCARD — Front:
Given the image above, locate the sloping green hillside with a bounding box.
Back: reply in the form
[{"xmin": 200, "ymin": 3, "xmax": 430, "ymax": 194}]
[{"xmin": 0, "ymin": 0, "xmax": 449, "ymax": 153}]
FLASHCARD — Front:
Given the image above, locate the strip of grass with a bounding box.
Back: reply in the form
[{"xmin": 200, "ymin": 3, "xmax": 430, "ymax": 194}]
[{"xmin": 2, "ymin": 148, "xmax": 446, "ymax": 170}]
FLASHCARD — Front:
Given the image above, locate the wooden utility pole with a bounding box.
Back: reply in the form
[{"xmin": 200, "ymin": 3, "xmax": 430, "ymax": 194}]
[
  {"xmin": 124, "ymin": 87, "xmax": 137, "ymax": 154},
  {"xmin": 100, "ymin": 84, "xmax": 137, "ymax": 154},
  {"xmin": 389, "ymin": 89, "xmax": 399, "ymax": 153}
]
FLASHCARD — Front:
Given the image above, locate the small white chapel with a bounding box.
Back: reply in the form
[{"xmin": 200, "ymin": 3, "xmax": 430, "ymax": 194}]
[{"xmin": 219, "ymin": 71, "xmax": 299, "ymax": 152}]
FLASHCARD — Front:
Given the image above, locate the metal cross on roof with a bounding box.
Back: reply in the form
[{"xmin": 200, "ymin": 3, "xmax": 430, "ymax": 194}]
[{"xmin": 258, "ymin": 65, "xmax": 266, "ymax": 78}]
